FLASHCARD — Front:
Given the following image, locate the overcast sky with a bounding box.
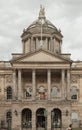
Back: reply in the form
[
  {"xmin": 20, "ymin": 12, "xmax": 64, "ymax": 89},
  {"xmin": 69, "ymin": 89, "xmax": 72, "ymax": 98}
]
[{"xmin": 0, "ymin": 0, "xmax": 82, "ymax": 61}]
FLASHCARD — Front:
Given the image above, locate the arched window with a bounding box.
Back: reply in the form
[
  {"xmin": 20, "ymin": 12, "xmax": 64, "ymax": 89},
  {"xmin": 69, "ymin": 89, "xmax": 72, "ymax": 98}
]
[
  {"xmin": 71, "ymin": 86, "xmax": 78, "ymax": 100},
  {"xmin": 36, "ymin": 108, "xmax": 47, "ymax": 129},
  {"xmin": 51, "ymin": 87, "xmax": 58, "ymax": 98},
  {"xmin": 51, "ymin": 108, "xmax": 62, "ymax": 128},
  {"xmin": 7, "ymin": 87, "xmax": 12, "ymax": 100},
  {"xmin": 22, "ymin": 108, "xmax": 32, "ymax": 128},
  {"xmin": 6, "ymin": 111, "xmax": 12, "ymax": 129}
]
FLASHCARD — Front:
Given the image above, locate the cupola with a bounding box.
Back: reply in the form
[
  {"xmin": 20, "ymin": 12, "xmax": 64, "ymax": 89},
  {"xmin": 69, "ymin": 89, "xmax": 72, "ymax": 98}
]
[{"xmin": 21, "ymin": 5, "xmax": 63, "ymax": 54}]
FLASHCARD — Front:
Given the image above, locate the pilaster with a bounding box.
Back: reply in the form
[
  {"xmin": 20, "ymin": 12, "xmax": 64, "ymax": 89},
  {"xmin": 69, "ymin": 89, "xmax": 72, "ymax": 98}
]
[
  {"xmin": 47, "ymin": 111, "xmax": 51, "ymax": 130},
  {"xmin": 67, "ymin": 69, "xmax": 71, "ymax": 100},
  {"xmin": 47, "ymin": 69, "xmax": 51, "ymax": 100},
  {"xmin": 13, "ymin": 70, "xmax": 16, "ymax": 99},
  {"xmin": 18, "ymin": 69, "xmax": 22, "ymax": 100},
  {"xmin": 32, "ymin": 69, "xmax": 36, "ymax": 100},
  {"xmin": 61, "ymin": 69, "xmax": 65, "ymax": 100},
  {"xmin": 32, "ymin": 111, "xmax": 36, "ymax": 130}
]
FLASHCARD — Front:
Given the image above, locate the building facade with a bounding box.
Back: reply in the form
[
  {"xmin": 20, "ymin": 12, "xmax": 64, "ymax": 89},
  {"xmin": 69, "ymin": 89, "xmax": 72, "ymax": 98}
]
[{"xmin": 0, "ymin": 6, "xmax": 82, "ymax": 130}]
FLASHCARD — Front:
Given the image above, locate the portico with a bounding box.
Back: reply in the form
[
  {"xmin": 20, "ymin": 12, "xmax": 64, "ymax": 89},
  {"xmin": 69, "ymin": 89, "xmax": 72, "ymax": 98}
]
[{"xmin": 12, "ymin": 63, "xmax": 71, "ymax": 101}]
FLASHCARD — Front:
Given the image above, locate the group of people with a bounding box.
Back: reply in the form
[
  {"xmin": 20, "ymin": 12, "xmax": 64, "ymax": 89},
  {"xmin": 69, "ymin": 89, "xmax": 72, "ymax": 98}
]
[{"xmin": 66, "ymin": 124, "xmax": 72, "ymax": 130}]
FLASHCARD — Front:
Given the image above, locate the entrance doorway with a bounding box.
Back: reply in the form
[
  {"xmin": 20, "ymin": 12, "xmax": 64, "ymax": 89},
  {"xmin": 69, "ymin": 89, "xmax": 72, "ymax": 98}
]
[
  {"xmin": 51, "ymin": 108, "xmax": 62, "ymax": 129},
  {"xmin": 36, "ymin": 108, "xmax": 47, "ymax": 130},
  {"xmin": 22, "ymin": 108, "xmax": 32, "ymax": 130}
]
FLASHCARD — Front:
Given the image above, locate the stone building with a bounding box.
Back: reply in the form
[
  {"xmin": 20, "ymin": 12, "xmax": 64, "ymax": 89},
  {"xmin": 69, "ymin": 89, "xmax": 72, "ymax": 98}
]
[{"xmin": 0, "ymin": 6, "xmax": 82, "ymax": 130}]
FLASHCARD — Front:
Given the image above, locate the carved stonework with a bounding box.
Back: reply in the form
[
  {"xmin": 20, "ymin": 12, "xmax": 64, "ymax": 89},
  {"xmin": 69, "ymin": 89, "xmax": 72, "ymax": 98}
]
[
  {"xmin": 5, "ymin": 75, "xmax": 13, "ymax": 83},
  {"xmin": 39, "ymin": 5, "xmax": 45, "ymax": 18},
  {"xmin": 71, "ymin": 75, "xmax": 79, "ymax": 83}
]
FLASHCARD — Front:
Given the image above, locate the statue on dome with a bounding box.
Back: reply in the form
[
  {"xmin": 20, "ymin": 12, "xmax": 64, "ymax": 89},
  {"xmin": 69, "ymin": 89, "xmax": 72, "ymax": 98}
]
[{"xmin": 39, "ymin": 5, "xmax": 45, "ymax": 18}]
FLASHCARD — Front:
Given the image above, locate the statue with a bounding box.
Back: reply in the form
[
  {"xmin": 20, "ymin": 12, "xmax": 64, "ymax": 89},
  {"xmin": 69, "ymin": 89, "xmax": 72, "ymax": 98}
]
[{"xmin": 39, "ymin": 5, "xmax": 45, "ymax": 18}]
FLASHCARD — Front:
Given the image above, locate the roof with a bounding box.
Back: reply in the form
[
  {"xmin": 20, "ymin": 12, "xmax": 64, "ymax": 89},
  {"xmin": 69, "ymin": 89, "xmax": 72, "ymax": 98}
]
[{"xmin": 21, "ymin": 6, "xmax": 63, "ymax": 38}]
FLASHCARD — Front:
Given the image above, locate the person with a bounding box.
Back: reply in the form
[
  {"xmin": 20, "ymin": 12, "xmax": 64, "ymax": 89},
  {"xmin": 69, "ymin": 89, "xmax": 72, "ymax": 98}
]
[{"xmin": 66, "ymin": 124, "xmax": 72, "ymax": 130}]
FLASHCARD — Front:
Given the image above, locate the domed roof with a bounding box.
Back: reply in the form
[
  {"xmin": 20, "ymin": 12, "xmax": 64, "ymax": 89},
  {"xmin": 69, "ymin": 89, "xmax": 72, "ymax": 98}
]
[
  {"xmin": 27, "ymin": 18, "xmax": 58, "ymax": 31},
  {"xmin": 21, "ymin": 5, "xmax": 63, "ymax": 40}
]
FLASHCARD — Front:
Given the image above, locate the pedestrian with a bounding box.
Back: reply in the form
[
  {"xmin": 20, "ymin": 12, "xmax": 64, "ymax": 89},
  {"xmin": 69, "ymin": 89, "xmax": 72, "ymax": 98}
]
[{"xmin": 66, "ymin": 124, "xmax": 72, "ymax": 130}]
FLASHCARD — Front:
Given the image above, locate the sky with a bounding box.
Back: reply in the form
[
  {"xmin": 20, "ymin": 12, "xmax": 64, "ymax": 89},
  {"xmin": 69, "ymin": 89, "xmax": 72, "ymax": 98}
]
[{"xmin": 0, "ymin": 0, "xmax": 82, "ymax": 61}]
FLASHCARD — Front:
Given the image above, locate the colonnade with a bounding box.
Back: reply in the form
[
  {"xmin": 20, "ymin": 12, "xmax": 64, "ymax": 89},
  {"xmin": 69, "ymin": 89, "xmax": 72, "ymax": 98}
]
[
  {"xmin": 23, "ymin": 36, "xmax": 60, "ymax": 54},
  {"xmin": 13, "ymin": 69, "xmax": 70, "ymax": 101}
]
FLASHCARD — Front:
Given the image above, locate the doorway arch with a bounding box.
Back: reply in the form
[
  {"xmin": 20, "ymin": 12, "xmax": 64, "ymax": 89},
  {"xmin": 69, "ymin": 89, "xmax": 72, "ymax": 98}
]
[
  {"xmin": 51, "ymin": 108, "xmax": 62, "ymax": 129},
  {"xmin": 22, "ymin": 108, "xmax": 32, "ymax": 129},
  {"xmin": 36, "ymin": 108, "xmax": 47, "ymax": 130}
]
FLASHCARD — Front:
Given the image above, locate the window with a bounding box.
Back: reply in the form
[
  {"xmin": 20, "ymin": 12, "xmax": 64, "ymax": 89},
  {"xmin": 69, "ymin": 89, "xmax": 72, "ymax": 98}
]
[
  {"xmin": 71, "ymin": 95, "xmax": 77, "ymax": 99},
  {"xmin": 22, "ymin": 109, "xmax": 32, "ymax": 128},
  {"xmin": 6, "ymin": 111, "xmax": 12, "ymax": 120},
  {"xmin": 71, "ymin": 86, "xmax": 78, "ymax": 100},
  {"xmin": 6, "ymin": 111, "xmax": 12, "ymax": 129},
  {"xmin": 51, "ymin": 108, "xmax": 62, "ymax": 128},
  {"xmin": 7, "ymin": 87, "xmax": 12, "ymax": 100}
]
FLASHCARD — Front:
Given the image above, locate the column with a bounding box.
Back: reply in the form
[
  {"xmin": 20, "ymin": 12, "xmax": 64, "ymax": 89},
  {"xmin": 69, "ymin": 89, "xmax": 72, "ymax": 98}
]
[
  {"xmin": 29, "ymin": 37, "xmax": 31, "ymax": 51},
  {"xmin": 18, "ymin": 69, "xmax": 22, "ymax": 100},
  {"xmin": 61, "ymin": 69, "xmax": 65, "ymax": 100},
  {"xmin": 50, "ymin": 37, "xmax": 54, "ymax": 52},
  {"xmin": 31, "ymin": 37, "xmax": 33, "ymax": 51},
  {"xmin": 0, "ymin": 75, "xmax": 5, "ymax": 100},
  {"xmin": 53, "ymin": 38, "xmax": 55, "ymax": 52},
  {"xmin": 47, "ymin": 111, "xmax": 51, "ymax": 130},
  {"xmin": 32, "ymin": 69, "xmax": 36, "ymax": 100},
  {"xmin": 45, "ymin": 37, "xmax": 48, "ymax": 50},
  {"xmin": 13, "ymin": 70, "xmax": 16, "ymax": 99},
  {"xmin": 67, "ymin": 69, "xmax": 70, "ymax": 100},
  {"xmin": 47, "ymin": 69, "xmax": 51, "ymax": 100},
  {"xmin": 36, "ymin": 37, "xmax": 39, "ymax": 49}
]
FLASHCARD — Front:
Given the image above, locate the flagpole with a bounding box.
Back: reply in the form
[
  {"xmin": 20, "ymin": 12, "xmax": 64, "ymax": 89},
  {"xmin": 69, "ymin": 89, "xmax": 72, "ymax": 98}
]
[{"xmin": 40, "ymin": 18, "xmax": 43, "ymax": 48}]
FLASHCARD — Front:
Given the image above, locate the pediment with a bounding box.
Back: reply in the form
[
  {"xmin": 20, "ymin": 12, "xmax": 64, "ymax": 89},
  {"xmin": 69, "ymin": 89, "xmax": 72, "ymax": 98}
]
[{"xmin": 12, "ymin": 50, "xmax": 70, "ymax": 63}]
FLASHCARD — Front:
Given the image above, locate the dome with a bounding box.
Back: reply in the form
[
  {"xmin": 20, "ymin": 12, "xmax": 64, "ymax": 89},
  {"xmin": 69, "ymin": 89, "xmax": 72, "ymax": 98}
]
[
  {"xmin": 21, "ymin": 6, "xmax": 63, "ymax": 54},
  {"xmin": 21, "ymin": 6, "xmax": 63, "ymax": 41}
]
